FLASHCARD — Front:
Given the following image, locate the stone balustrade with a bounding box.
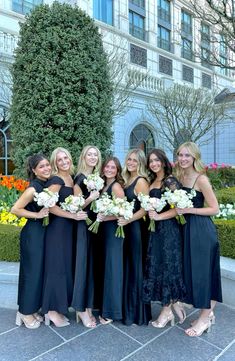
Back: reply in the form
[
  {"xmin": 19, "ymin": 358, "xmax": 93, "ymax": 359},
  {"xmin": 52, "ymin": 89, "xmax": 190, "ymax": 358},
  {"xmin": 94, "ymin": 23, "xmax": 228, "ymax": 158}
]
[{"xmin": 0, "ymin": 31, "xmax": 18, "ymax": 56}]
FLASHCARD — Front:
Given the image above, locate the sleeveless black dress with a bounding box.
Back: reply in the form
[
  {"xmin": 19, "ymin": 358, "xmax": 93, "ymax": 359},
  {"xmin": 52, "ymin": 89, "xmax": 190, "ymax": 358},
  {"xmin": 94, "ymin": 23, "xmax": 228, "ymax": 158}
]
[
  {"xmin": 122, "ymin": 177, "xmax": 151, "ymax": 325},
  {"xmin": 142, "ymin": 176, "xmax": 186, "ymax": 305},
  {"xmin": 18, "ymin": 178, "xmax": 47, "ymax": 315},
  {"xmin": 72, "ymin": 173, "xmax": 95, "ymax": 312},
  {"xmin": 41, "ymin": 176, "xmax": 74, "ymax": 314},
  {"xmin": 99, "ymin": 181, "xmax": 124, "ymax": 320},
  {"xmin": 183, "ymin": 187, "xmax": 222, "ymax": 308}
]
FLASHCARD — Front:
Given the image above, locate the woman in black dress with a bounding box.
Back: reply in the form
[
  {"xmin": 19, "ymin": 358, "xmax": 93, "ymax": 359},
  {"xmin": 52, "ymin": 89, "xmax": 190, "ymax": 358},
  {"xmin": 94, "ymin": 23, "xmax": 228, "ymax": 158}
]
[
  {"xmin": 11, "ymin": 154, "xmax": 51, "ymax": 329},
  {"xmin": 118, "ymin": 148, "xmax": 151, "ymax": 325},
  {"xmin": 96, "ymin": 157, "xmax": 125, "ymax": 324},
  {"xmin": 176, "ymin": 142, "xmax": 222, "ymax": 337},
  {"xmin": 142, "ymin": 149, "xmax": 186, "ymax": 328},
  {"xmin": 72, "ymin": 145, "xmax": 102, "ymax": 328},
  {"xmin": 41, "ymin": 147, "xmax": 87, "ymax": 327}
]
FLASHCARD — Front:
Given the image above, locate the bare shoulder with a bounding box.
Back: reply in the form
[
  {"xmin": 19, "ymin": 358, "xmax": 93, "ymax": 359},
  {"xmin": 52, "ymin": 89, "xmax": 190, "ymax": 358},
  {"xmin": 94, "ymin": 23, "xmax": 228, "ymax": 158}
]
[
  {"xmin": 196, "ymin": 174, "xmax": 212, "ymax": 191},
  {"xmin": 112, "ymin": 182, "xmax": 125, "ymax": 197},
  {"xmin": 136, "ymin": 177, "xmax": 149, "ymax": 187}
]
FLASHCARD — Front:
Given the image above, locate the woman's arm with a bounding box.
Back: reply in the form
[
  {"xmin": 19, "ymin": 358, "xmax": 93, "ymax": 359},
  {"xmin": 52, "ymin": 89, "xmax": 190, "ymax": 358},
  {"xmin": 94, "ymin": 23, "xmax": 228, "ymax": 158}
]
[
  {"xmin": 11, "ymin": 187, "xmax": 48, "ymax": 219},
  {"xmin": 98, "ymin": 182, "xmax": 125, "ymax": 222},
  {"xmin": 118, "ymin": 178, "xmax": 149, "ymax": 226},
  {"xmin": 74, "ymin": 184, "xmax": 100, "ymax": 208},
  {"xmin": 149, "ymin": 208, "xmax": 177, "ymax": 221},
  {"xmin": 177, "ymin": 175, "xmax": 219, "ymax": 216}
]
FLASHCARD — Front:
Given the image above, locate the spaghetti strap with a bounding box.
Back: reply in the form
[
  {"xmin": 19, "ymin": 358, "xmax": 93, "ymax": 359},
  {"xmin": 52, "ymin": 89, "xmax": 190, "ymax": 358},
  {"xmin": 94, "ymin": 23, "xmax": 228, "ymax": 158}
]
[{"xmin": 192, "ymin": 174, "xmax": 201, "ymax": 188}]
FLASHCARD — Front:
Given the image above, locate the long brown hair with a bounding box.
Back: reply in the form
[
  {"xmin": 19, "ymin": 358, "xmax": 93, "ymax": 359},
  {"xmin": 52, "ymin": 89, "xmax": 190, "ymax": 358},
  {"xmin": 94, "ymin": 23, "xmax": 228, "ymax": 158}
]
[
  {"xmin": 147, "ymin": 149, "xmax": 172, "ymax": 183},
  {"xmin": 101, "ymin": 156, "xmax": 124, "ymax": 187}
]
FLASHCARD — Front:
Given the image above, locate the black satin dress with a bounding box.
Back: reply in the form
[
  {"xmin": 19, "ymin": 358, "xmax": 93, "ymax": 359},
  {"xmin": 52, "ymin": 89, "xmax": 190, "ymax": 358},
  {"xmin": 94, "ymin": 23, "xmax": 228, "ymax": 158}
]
[
  {"xmin": 183, "ymin": 187, "xmax": 222, "ymax": 308},
  {"xmin": 71, "ymin": 173, "xmax": 95, "ymax": 312},
  {"xmin": 99, "ymin": 181, "xmax": 124, "ymax": 320},
  {"xmin": 41, "ymin": 176, "xmax": 74, "ymax": 314},
  {"xmin": 122, "ymin": 177, "xmax": 151, "ymax": 325},
  {"xmin": 142, "ymin": 176, "xmax": 186, "ymax": 305},
  {"xmin": 18, "ymin": 178, "xmax": 47, "ymax": 315}
]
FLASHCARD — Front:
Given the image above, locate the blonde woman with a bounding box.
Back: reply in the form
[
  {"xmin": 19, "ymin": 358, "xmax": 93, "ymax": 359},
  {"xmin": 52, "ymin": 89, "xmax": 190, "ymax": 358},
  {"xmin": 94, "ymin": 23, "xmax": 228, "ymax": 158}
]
[
  {"xmin": 118, "ymin": 148, "xmax": 151, "ymax": 325},
  {"xmin": 41, "ymin": 147, "xmax": 87, "ymax": 327},
  {"xmin": 176, "ymin": 142, "xmax": 222, "ymax": 337},
  {"xmin": 72, "ymin": 145, "xmax": 102, "ymax": 328}
]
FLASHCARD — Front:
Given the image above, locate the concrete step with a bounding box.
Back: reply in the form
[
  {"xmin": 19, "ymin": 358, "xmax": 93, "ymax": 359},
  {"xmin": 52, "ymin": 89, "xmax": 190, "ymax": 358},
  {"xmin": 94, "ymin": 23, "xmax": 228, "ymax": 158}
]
[{"xmin": 0, "ymin": 258, "xmax": 234, "ymax": 309}]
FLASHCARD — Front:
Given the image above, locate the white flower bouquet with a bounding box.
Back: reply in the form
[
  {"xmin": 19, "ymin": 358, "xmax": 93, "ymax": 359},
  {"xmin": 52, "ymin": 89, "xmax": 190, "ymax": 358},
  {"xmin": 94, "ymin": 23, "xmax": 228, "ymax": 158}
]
[
  {"xmin": 34, "ymin": 188, "xmax": 59, "ymax": 226},
  {"xmin": 60, "ymin": 194, "xmax": 92, "ymax": 225},
  {"xmin": 215, "ymin": 203, "xmax": 235, "ymax": 220},
  {"xmin": 163, "ymin": 188, "xmax": 196, "ymax": 225},
  {"xmin": 88, "ymin": 193, "xmax": 113, "ymax": 233},
  {"xmin": 110, "ymin": 195, "xmax": 135, "ymax": 238},
  {"xmin": 83, "ymin": 173, "xmax": 105, "ymax": 210},
  {"xmin": 137, "ymin": 193, "xmax": 167, "ymax": 231}
]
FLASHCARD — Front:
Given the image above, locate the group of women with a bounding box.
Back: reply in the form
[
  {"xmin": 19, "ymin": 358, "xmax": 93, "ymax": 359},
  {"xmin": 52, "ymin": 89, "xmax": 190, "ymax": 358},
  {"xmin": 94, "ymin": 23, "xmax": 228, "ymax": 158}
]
[{"xmin": 11, "ymin": 141, "xmax": 222, "ymax": 337}]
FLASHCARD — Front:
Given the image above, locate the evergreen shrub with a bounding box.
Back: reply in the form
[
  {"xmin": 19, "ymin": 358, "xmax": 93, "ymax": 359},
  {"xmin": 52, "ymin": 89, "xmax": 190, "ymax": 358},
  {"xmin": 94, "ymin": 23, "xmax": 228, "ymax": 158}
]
[{"xmin": 10, "ymin": 2, "xmax": 113, "ymax": 177}]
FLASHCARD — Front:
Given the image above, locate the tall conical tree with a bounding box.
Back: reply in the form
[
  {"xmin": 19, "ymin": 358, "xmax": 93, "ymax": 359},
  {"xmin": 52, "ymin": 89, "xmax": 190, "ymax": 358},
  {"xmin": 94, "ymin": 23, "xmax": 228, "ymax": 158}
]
[{"xmin": 10, "ymin": 2, "xmax": 113, "ymax": 176}]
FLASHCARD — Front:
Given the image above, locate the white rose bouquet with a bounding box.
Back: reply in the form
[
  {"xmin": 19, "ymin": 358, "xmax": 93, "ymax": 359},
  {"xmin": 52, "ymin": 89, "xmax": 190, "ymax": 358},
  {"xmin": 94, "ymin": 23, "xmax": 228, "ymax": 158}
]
[
  {"xmin": 60, "ymin": 194, "xmax": 92, "ymax": 225},
  {"xmin": 163, "ymin": 188, "xmax": 196, "ymax": 225},
  {"xmin": 110, "ymin": 195, "xmax": 135, "ymax": 238},
  {"xmin": 83, "ymin": 173, "xmax": 105, "ymax": 210},
  {"xmin": 88, "ymin": 193, "xmax": 113, "ymax": 233},
  {"xmin": 34, "ymin": 188, "xmax": 59, "ymax": 226},
  {"xmin": 137, "ymin": 193, "xmax": 167, "ymax": 231}
]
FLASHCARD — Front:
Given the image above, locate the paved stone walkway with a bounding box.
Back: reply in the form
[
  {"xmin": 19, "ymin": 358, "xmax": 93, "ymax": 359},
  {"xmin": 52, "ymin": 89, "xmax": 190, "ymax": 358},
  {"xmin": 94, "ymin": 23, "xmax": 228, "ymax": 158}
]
[{"xmin": 0, "ymin": 302, "xmax": 235, "ymax": 361}]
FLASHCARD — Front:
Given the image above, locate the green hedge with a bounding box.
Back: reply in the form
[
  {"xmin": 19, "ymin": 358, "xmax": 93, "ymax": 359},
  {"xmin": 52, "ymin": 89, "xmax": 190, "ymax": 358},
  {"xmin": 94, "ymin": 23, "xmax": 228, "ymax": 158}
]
[
  {"xmin": 0, "ymin": 220, "xmax": 234, "ymax": 261},
  {"xmin": 216, "ymin": 187, "xmax": 235, "ymax": 204},
  {"xmin": 0, "ymin": 224, "xmax": 20, "ymax": 261},
  {"xmin": 214, "ymin": 220, "xmax": 235, "ymax": 259},
  {"xmin": 207, "ymin": 168, "xmax": 235, "ymax": 190}
]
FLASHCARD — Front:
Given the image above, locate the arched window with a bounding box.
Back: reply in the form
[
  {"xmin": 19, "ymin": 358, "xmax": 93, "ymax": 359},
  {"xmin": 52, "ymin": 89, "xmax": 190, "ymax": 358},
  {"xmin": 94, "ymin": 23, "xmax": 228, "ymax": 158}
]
[
  {"xmin": 0, "ymin": 106, "xmax": 13, "ymax": 175},
  {"xmin": 129, "ymin": 124, "xmax": 155, "ymax": 155}
]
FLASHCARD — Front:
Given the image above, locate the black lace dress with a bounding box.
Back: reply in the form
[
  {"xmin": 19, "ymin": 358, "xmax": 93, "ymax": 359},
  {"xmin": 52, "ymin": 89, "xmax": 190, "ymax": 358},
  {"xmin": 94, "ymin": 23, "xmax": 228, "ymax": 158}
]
[
  {"xmin": 142, "ymin": 176, "xmax": 186, "ymax": 306},
  {"xmin": 122, "ymin": 177, "xmax": 151, "ymax": 325},
  {"xmin": 99, "ymin": 181, "xmax": 124, "ymax": 320},
  {"xmin": 41, "ymin": 176, "xmax": 74, "ymax": 315},
  {"xmin": 18, "ymin": 178, "xmax": 47, "ymax": 315},
  {"xmin": 183, "ymin": 187, "xmax": 222, "ymax": 308},
  {"xmin": 72, "ymin": 173, "xmax": 95, "ymax": 312}
]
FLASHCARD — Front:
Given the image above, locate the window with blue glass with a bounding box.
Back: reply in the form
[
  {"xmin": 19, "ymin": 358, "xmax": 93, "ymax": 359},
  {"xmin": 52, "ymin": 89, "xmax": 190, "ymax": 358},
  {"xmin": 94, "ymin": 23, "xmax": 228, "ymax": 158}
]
[
  {"xmin": 12, "ymin": 0, "xmax": 42, "ymax": 15},
  {"xmin": 158, "ymin": 26, "xmax": 171, "ymax": 51},
  {"xmin": 219, "ymin": 36, "xmax": 228, "ymax": 76},
  {"xmin": 181, "ymin": 38, "xmax": 193, "ymax": 60},
  {"xmin": 93, "ymin": 0, "xmax": 113, "ymax": 25},
  {"xmin": 129, "ymin": 11, "xmax": 145, "ymax": 41},
  {"xmin": 158, "ymin": 0, "xmax": 171, "ymax": 23},
  {"xmin": 129, "ymin": 0, "xmax": 145, "ymax": 9},
  {"xmin": 181, "ymin": 10, "xmax": 192, "ymax": 35}
]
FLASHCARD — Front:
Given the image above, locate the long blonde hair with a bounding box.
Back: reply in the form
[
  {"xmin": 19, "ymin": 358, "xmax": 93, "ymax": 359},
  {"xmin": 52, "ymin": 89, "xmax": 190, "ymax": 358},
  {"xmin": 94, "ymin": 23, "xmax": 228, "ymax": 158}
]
[
  {"xmin": 50, "ymin": 147, "xmax": 74, "ymax": 176},
  {"xmin": 122, "ymin": 148, "xmax": 149, "ymax": 185},
  {"xmin": 175, "ymin": 142, "xmax": 205, "ymax": 180},
  {"xmin": 76, "ymin": 145, "xmax": 102, "ymax": 176}
]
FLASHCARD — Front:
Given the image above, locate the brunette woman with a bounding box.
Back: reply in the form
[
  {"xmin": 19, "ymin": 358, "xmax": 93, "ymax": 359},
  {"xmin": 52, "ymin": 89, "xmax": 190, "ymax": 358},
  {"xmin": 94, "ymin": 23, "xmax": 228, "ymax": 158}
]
[
  {"xmin": 11, "ymin": 154, "xmax": 51, "ymax": 329},
  {"xmin": 176, "ymin": 142, "xmax": 222, "ymax": 337},
  {"xmin": 41, "ymin": 147, "xmax": 87, "ymax": 327},
  {"xmin": 72, "ymin": 145, "xmax": 102, "ymax": 328},
  {"xmin": 118, "ymin": 148, "xmax": 151, "ymax": 325},
  {"xmin": 96, "ymin": 157, "xmax": 125, "ymax": 324},
  {"xmin": 142, "ymin": 149, "xmax": 186, "ymax": 328}
]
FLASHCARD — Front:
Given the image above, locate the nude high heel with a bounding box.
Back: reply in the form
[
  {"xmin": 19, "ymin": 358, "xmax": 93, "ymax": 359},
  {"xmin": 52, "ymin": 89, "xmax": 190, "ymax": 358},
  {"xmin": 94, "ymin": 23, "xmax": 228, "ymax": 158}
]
[
  {"xmin": 16, "ymin": 312, "xmax": 40, "ymax": 329},
  {"xmin": 152, "ymin": 310, "xmax": 175, "ymax": 328},
  {"xmin": 76, "ymin": 311, "xmax": 96, "ymax": 328},
  {"xmin": 44, "ymin": 313, "xmax": 70, "ymax": 327},
  {"xmin": 186, "ymin": 317, "xmax": 212, "ymax": 337},
  {"xmin": 172, "ymin": 302, "xmax": 186, "ymax": 324}
]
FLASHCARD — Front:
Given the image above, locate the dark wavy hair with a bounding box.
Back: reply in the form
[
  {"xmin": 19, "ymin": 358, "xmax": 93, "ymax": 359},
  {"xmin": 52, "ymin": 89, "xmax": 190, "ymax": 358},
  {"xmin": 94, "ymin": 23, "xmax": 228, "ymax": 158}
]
[
  {"xmin": 26, "ymin": 153, "xmax": 48, "ymax": 180},
  {"xmin": 147, "ymin": 149, "xmax": 172, "ymax": 183},
  {"xmin": 101, "ymin": 156, "xmax": 124, "ymax": 187}
]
